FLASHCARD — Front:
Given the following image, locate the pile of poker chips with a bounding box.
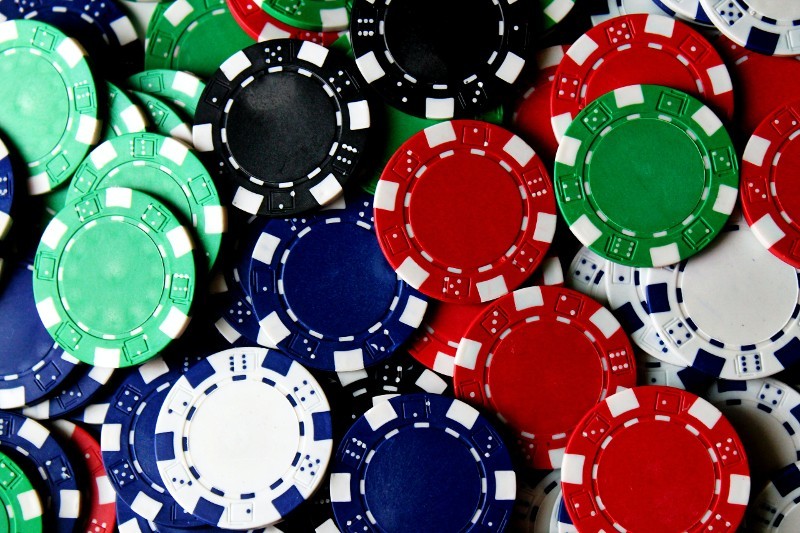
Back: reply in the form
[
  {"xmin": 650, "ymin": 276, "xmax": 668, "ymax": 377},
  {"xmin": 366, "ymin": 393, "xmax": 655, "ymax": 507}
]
[{"xmin": 2, "ymin": 0, "xmax": 800, "ymax": 531}]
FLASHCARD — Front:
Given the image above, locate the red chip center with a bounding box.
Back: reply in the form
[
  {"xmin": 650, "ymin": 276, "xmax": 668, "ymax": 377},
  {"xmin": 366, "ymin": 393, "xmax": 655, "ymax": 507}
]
[
  {"xmin": 596, "ymin": 420, "xmax": 716, "ymax": 532},
  {"xmin": 408, "ymin": 152, "xmax": 524, "ymax": 269},
  {"xmin": 774, "ymin": 135, "xmax": 800, "ymax": 226}
]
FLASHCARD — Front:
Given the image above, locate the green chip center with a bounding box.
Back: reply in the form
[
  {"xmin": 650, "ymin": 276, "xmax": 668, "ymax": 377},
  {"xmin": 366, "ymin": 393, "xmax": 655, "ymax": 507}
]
[
  {"xmin": 60, "ymin": 220, "xmax": 166, "ymax": 335},
  {"xmin": 588, "ymin": 118, "xmax": 705, "ymax": 235}
]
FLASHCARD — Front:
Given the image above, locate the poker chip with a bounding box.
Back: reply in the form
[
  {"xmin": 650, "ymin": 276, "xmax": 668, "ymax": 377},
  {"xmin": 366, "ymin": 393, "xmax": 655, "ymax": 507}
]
[
  {"xmin": 589, "ymin": 0, "xmax": 666, "ymax": 26},
  {"xmin": 644, "ymin": 217, "xmax": 800, "ymax": 379},
  {"xmin": 550, "ymin": 14, "xmax": 734, "ymax": 142},
  {"xmin": 0, "ymin": 449, "xmax": 43, "ymax": 533},
  {"xmin": 50, "ymin": 420, "xmax": 115, "ymax": 533},
  {"xmin": 0, "ymin": 261, "xmax": 77, "ymax": 409},
  {"xmin": 699, "ymin": 0, "xmax": 800, "ymax": 56},
  {"xmin": 375, "ymin": 120, "xmax": 557, "ymax": 304},
  {"xmin": 0, "ymin": 19, "xmax": 101, "ymax": 195},
  {"xmin": 741, "ymin": 100, "xmax": 800, "ymax": 269},
  {"xmin": 329, "ymin": 393, "xmax": 517, "ymax": 532},
  {"xmin": 561, "ymin": 386, "xmax": 750, "ymax": 532},
  {"xmin": 512, "ymin": 470, "xmax": 561, "ymax": 533},
  {"xmin": 248, "ymin": 193, "xmax": 427, "ymax": 372},
  {"xmin": 256, "ymin": 0, "xmax": 348, "ymax": 32},
  {"xmin": 145, "ymin": 0, "xmax": 255, "ymax": 78},
  {"xmin": 65, "ymin": 132, "xmax": 226, "ymax": 271},
  {"xmin": 126, "ymin": 70, "xmax": 206, "ymax": 119},
  {"xmin": 0, "ymin": 136, "xmax": 13, "ymax": 242},
  {"xmin": 653, "ymin": 0, "xmax": 712, "ymax": 25},
  {"xmin": 104, "ymin": 82, "xmax": 148, "ymax": 140},
  {"xmin": 209, "ymin": 272, "xmax": 273, "ymax": 348},
  {"xmin": 33, "ymin": 187, "xmax": 196, "ymax": 368},
  {"xmin": 349, "ymin": 0, "xmax": 530, "ymax": 119},
  {"xmin": 565, "ymin": 247, "xmax": 609, "ymax": 306},
  {"xmin": 453, "ymin": 286, "xmax": 636, "ymax": 469},
  {"xmin": 21, "ymin": 364, "xmax": 115, "ymax": 420},
  {"xmin": 226, "ymin": 0, "xmax": 341, "ymax": 44},
  {"xmin": 193, "ymin": 39, "xmax": 371, "ymax": 217},
  {"xmin": 126, "ymin": 90, "xmax": 193, "ymax": 146},
  {"xmin": 555, "ymin": 84, "xmax": 738, "ymax": 267},
  {"xmin": 635, "ymin": 351, "xmax": 711, "ymax": 393},
  {"xmin": 751, "ymin": 461, "xmax": 800, "ymax": 532},
  {"xmin": 154, "ymin": 347, "xmax": 333, "ymax": 529},
  {"xmin": 0, "ymin": 412, "xmax": 81, "ymax": 533}
]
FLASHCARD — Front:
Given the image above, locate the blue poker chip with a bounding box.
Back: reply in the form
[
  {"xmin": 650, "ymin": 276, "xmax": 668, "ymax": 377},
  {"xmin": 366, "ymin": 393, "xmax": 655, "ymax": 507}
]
[
  {"xmin": 21, "ymin": 362, "xmax": 115, "ymax": 419},
  {"xmin": 0, "ymin": 137, "xmax": 13, "ymax": 241},
  {"xmin": 100, "ymin": 355, "xmax": 208, "ymax": 529},
  {"xmin": 0, "ymin": 261, "xmax": 78, "ymax": 409},
  {"xmin": 330, "ymin": 393, "xmax": 517, "ymax": 532},
  {"xmin": 0, "ymin": 412, "xmax": 81, "ymax": 533},
  {"xmin": 116, "ymin": 496, "xmax": 156, "ymax": 533},
  {"xmin": 247, "ymin": 193, "xmax": 429, "ymax": 372}
]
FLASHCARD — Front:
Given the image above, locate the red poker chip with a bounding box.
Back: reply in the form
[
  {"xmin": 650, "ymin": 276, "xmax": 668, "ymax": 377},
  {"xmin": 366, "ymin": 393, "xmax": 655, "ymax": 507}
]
[
  {"xmin": 561, "ymin": 386, "xmax": 750, "ymax": 532},
  {"xmin": 226, "ymin": 0, "xmax": 341, "ymax": 44},
  {"xmin": 452, "ymin": 286, "xmax": 636, "ymax": 469},
  {"xmin": 550, "ymin": 14, "xmax": 734, "ymax": 142},
  {"xmin": 740, "ymin": 99, "xmax": 800, "ymax": 268},
  {"xmin": 51, "ymin": 420, "xmax": 116, "ymax": 533},
  {"xmin": 374, "ymin": 119, "xmax": 557, "ymax": 305}
]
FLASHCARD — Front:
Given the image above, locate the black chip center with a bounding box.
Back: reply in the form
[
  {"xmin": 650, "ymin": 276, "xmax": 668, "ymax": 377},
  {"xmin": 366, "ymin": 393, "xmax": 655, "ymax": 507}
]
[
  {"xmin": 226, "ymin": 71, "xmax": 337, "ymax": 184},
  {"xmin": 384, "ymin": 0, "xmax": 501, "ymax": 84}
]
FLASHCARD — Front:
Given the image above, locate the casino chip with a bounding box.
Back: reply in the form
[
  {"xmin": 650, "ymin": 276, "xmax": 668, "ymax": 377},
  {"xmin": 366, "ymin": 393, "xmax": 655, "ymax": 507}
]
[
  {"xmin": 512, "ymin": 470, "xmax": 562, "ymax": 533},
  {"xmin": 50, "ymin": 420, "xmax": 115, "ymax": 533},
  {"xmin": 0, "ymin": 413, "xmax": 81, "ymax": 533},
  {"xmin": 699, "ymin": 0, "xmax": 800, "ymax": 56},
  {"xmin": 0, "ymin": 20, "xmax": 101, "ymax": 195},
  {"xmin": 65, "ymin": 132, "xmax": 226, "ymax": 271},
  {"xmin": 752, "ymin": 461, "xmax": 800, "ymax": 532},
  {"xmin": 589, "ymin": 0, "xmax": 666, "ymax": 26},
  {"xmin": 550, "ymin": 14, "xmax": 734, "ymax": 142},
  {"xmin": 154, "ymin": 348, "xmax": 333, "ymax": 529},
  {"xmin": 644, "ymin": 217, "xmax": 800, "ymax": 380},
  {"xmin": 0, "ymin": 261, "xmax": 77, "ymax": 409},
  {"xmin": 22, "ymin": 363, "xmax": 115, "ymax": 420},
  {"xmin": 104, "ymin": 83, "xmax": 148, "ymax": 140},
  {"xmin": 126, "ymin": 90, "xmax": 193, "ymax": 146},
  {"xmin": 453, "ymin": 286, "xmax": 636, "ymax": 469},
  {"xmin": 653, "ymin": 0, "xmax": 712, "ymax": 25},
  {"xmin": 248, "ymin": 193, "xmax": 427, "ymax": 372},
  {"xmin": 226, "ymin": 0, "xmax": 342, "ymax": 44},
  {"xmin": 566, "ymin": 247, "xmax": 609, "ymax": 306},
  {"xmin": 194, "ymin": 39, "xmax": 371, "ymax": 217},
  {"xmin": 33, "ymin": 187, "xmax": 196, "ymax": 368},
  {"xmin": 145, "ymin": 0, "xmax": 255, "ymax": 78},
  {"xmin": 0, "ymin": 449, "xmax": 43, "ymax": 533},
  {"xmin": 555, "ymin": 84, "xmax": 738, "ymax": 267},
  {"xmin": 349, "ymin": 0, "xmax": 530, "ymax": 119},
  {"xmin": 329, "ymin": 393, "xmax": 516, "ymax": 532},
  {"xmin": 374, "ymin": 120, "xmax": 557, "ymax": 304},
  {"xmin": 741, "ymin": 100, "xmax": 800, "ymax": 269},
  {"xmin": 126, "ymin": 70, "xmax": 206, "ymax": 119},
  {"xmin": 561, "ymin": 386, "xmax": 750, "ymax": 532},
  {"xmin": 0, "ymin": 137, "xmax": 13, "ymax": 242},
  {"xmin": 255, "ymin": 0, "xmax": 348, "ymax": 32}
]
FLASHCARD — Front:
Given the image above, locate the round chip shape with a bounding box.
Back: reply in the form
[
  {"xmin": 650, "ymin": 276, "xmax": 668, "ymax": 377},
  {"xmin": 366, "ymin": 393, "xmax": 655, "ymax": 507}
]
[
  {"xmin": 0, "ymin": 137, "xmax": 13, "ymax": 242},
  {"xmin": 329, "ymin": 393, "xmax": 517, "ymax": 532},
  {"xmin": 752, "ymin": 461, "xmax": 800, "ymax": 532},
  {"xmin": 550, "ymin": 14, "xmax": 734, "ymax": 142},
  {"xmin": 555, "ymin": 84, "xmax": 738, "ymax": 267},
  {"xmin": 349, "ymin": 0, "xmax": 530, "ymax": 119},
  {"xmin": 741, "ymin": 99, "xmax": 800, "ymax": 269},
  {"xmin": 512, "ymin": 470, "xmax": 561, "ymax": 533},
  {"xmin": 0, "ymin": 412, "xmax": 81, "ymax": 533},
  {"xmin": 154, "ymin": 347, "xmax": 333, "ymax": 530},
  {"xmin": 145, "ymin": 0, "xmax": 255, "ymax": 78},
  {"xmin": 561, "ymin": 386, "xmax": 750, "ymax": 532},
  {"xmin": 126, "ymin": 70, "xmax": 206, "ymax": 119},
  {"xmin": 248, "ymin": 193, "xmax": 428, "ymax": 372},
  {"xmin": 0, "ymin": 20, "xmax": 101, "ymax": 195},
  {"xmin": 453, "ymin": 286, "xmax": 637, "ymax": 469},
  {"xmin": 255, "ymin": 0, "xmax": 348, "ymax": 31},
  {"xmin": 643, "ymin": 217, "xmax": 800, "ymax": 380},
  {"xmin": 374, "ymin": 119, "xmax": 556, "ymax": 304},
  {"xmin": 565, "ymin": 247, "xmax": 610, "ymax": 306},
  {"xmin": 33, "ymin": 187, "xmax": 196, "ymax": 368},
  {"xmin": 194, "ymin": 39, "xmax": 371, "ymax": 217},
  {"xmin": 226, "ymin": 0, "xmax": 342, "ymax": 44},
  {"xmin": 653, "ymin": 0, "xmax": 712, "ymax": 25},
  {"xmin": 127, "ymin": 90, "xmax": 193, "ymax": 146},
  {"xmin": 66, "ymin": 132, "xmax": 226, "ymax": 271},
  {"xmin": 0, "ymin": 449, "xmax": 43, "ymax": 533},
  {"xmin": 699, "ymin": 0, "xmax": 800, "ymax": 56},
  {"xmin": 104, "ymin": 83, "xmax": 148, "ymax": 140},
  {"xmin": 589, "ymin": 0, "xmax": 667, "ymax": 26}
]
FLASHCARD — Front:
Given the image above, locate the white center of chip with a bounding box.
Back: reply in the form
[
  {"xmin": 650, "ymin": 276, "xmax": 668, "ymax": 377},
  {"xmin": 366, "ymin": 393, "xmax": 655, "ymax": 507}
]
[
  {"xmin": 745, "ymin": 0, "xmax": 800, "ymax": 20},
  {"xmin": 188, "ymin": 380, "xmax": 300, "ymax": 493}
]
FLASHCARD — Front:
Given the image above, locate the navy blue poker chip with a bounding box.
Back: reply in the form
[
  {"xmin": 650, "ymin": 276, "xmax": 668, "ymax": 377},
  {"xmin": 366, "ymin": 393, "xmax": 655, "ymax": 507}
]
[
  {"xmin": 330, "ymin": 393, "xmax": 517, "ymax": 532},
  {"xmin": 0, "ymin": 137, "xmax": 13, "ymax": 241},
  {"xmin": 0, "ymin": 261, "xmax": 78, "ymax": 409},
  {"xmin": 21, "ymin": 362, "xmax": 115, "ymax": 419},
  {"xmin": 247, "ymin": 193, "xmax": 429, "ymax": 372}
]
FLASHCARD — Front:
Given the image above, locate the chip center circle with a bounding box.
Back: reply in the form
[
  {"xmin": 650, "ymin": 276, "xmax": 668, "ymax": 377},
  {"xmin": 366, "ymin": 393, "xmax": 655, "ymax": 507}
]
[
  {"xmin": 773, "ymin": 133, "xmax": 800, "ymax": 226},
  {"xmin": 61, "ymin": 220, "xmax": 165, "ymax": 336},
  {"xmin": 407, "ymin": 151, "xmax": 524, "ymax": 269},
  {"xmin": 588, "ymin": 118, "xmax": 705, "ymax": 235},
  {"xmin": 187, "ymin": 379, "xmax": 299, "ymax": 493},
  {"xmin": 746, "ymin": 0, "xmax": 800, "ymax": 19},
  {"xmin": 596, "ymin": 419, "xmax": 716, "ymax": 532}
]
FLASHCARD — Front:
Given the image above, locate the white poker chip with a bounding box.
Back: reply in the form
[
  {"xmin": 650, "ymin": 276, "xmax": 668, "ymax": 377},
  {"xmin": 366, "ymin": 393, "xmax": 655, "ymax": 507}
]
[{"xmin": 699, "ymin": 0, "xmax": 800, "ymax": 56}]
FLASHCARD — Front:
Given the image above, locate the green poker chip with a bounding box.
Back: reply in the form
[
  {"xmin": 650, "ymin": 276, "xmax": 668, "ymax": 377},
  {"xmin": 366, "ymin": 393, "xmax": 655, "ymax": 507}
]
[
  {"xmin": 0, "ymin": 20, "xmax": 101, "ymax": 195},
  {"xmin": 256, "ymin": 0, "xmax": 350, "ymax": 32},
  {"xmin": 145, "ymin": 0, "xmax": 255, "ymax": 78},
  {"xmin": 0, "ymin": 450, "xmax": 43, "ymax": 533},
  {"xmin": 33, "ymin": 187, "xmax": 196, "ymax": 368},
  {"xmin": 126, "ymin": 90, "xmax": 193, "ymax": 146},
  {"xmin": 554, "ymin": 84, "xmax": 738, "ymax": 267},
  {"xmin": 66, "ymin": 132, "xmax": 226, "ymax": 270},
  {"xmin": 104, "ymin": 82, "xmax": 148, "ymax": 140},
  {"xmin": 126, "ymin": 70, "xmax": 206, "ymax": 119}
]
